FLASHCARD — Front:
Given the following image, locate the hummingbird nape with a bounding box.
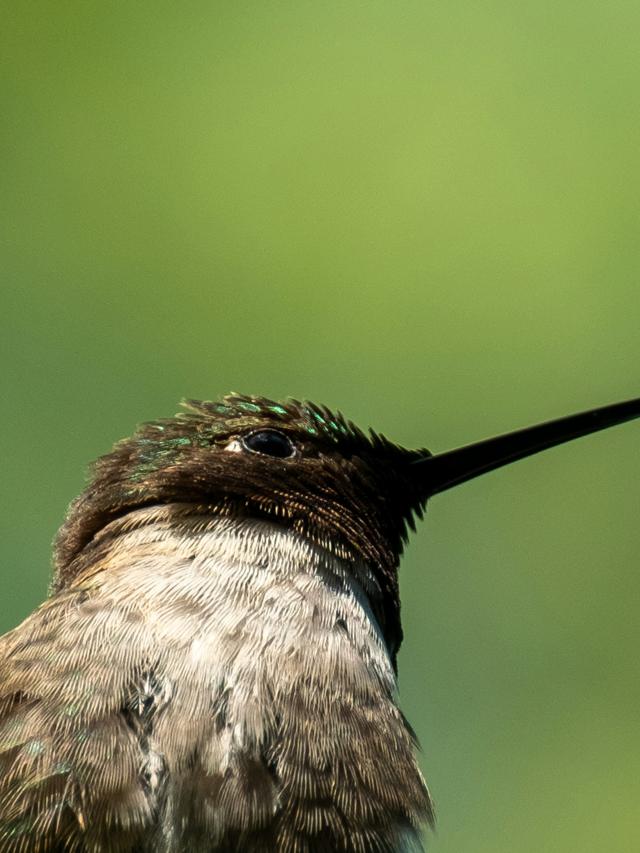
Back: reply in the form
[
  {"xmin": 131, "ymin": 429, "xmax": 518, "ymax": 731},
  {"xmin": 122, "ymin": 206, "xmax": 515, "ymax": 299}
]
[{"xmin": 0, "ymin": 394, "xmax": 637, "ymax": 852}]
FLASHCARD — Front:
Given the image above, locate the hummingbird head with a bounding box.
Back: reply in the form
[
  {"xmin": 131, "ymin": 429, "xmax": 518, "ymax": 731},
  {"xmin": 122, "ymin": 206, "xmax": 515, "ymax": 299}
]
[
  {"xmin": 53, "ymin": 392, "xmax": 640, "ymax": 657},
  {"xmin": 54, "ymin": 395, "xmax": 430, "ymax": 651}
]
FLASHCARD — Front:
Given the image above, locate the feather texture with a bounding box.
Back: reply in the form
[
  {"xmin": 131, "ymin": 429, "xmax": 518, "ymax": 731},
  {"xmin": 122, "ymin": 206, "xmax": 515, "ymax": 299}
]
[{"xmin": 0, "ymin": 510, "xmax": 432, "ymax": 851}]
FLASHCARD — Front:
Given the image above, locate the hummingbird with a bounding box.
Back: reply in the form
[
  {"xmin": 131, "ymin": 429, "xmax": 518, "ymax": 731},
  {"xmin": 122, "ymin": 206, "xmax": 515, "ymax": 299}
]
[{"xmin": 0, "ymin": 393, "xmax": 638, "ymax": 853}]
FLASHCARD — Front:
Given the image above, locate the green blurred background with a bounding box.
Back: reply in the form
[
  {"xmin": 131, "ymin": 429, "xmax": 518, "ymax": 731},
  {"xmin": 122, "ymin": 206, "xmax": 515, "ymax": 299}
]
[{"xmin": 2, "ymin": 2, "xmax": 640, "ymax": 850}]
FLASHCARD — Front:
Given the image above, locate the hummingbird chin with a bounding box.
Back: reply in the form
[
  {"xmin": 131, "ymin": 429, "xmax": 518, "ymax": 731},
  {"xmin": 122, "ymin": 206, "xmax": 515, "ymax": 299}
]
[{"xmin": 0, "ymin": 394, "xmax": 638, "ymax": 852}]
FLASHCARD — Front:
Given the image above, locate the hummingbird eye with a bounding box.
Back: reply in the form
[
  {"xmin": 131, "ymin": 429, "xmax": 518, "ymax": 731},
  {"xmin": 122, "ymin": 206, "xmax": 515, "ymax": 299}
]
[{"xmin": 242, "ymin": 429, "xmax": 295, "ymax": 459}]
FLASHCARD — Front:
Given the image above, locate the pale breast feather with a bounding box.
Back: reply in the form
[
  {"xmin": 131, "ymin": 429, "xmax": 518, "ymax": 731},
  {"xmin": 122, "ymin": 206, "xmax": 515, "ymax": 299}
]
[{"xmin": 0, "ymin": 510, "xmax": 431, "ymax": 851}]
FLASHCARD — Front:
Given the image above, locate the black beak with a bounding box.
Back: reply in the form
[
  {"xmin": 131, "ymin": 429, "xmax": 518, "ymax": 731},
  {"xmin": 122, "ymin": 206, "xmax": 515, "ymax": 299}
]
[{"xmin": 413, "ymin": 396, "xmax": 640, "ymax": 497}]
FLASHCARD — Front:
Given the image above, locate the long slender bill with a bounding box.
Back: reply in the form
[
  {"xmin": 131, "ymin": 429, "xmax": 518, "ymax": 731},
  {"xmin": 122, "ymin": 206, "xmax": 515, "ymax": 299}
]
[{"xmin": 413, "ymin": 396, "xmax": 640, "ymax": 497}]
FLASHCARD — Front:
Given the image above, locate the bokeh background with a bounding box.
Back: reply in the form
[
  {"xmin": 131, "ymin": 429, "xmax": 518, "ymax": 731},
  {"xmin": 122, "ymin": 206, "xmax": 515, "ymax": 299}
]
[{"xmin": 2, "ymin": 3, "xmax": 640, "ymax": 850}]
